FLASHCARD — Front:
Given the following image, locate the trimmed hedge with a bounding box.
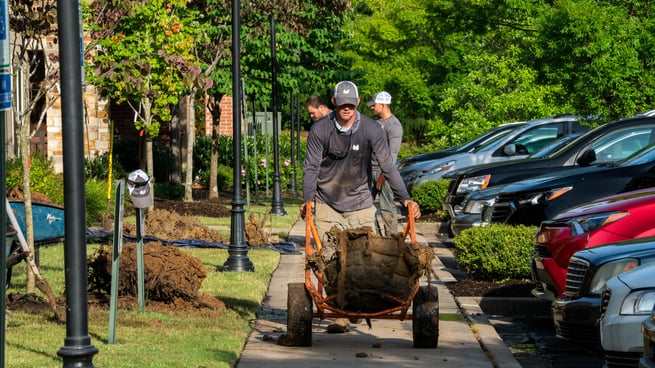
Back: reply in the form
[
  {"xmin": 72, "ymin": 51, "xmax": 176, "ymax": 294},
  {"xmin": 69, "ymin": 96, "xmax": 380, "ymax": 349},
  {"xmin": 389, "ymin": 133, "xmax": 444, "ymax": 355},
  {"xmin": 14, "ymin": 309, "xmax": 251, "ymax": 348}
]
[{"xmin": 452, "ymin": 224, "xmax": 537, "ymax": 281}]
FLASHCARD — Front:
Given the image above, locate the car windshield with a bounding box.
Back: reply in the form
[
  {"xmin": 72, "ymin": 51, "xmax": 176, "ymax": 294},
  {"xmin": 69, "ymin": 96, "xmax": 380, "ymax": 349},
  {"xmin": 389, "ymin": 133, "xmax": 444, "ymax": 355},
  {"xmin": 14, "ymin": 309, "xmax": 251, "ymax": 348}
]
[
  {"xmin": 619, "ymin": 141, "xmax": 655, "ymax": 166},
  {"xmin": 529, "ymin": 133, "xmax": 583, "ymax": 158},
  {"xmin": 455, "ymin": 124, "xmax": 522, "ymax": 152},
  {"xmin": 470, "ymin": 130, "xmax": 514, "ymax": 153}
]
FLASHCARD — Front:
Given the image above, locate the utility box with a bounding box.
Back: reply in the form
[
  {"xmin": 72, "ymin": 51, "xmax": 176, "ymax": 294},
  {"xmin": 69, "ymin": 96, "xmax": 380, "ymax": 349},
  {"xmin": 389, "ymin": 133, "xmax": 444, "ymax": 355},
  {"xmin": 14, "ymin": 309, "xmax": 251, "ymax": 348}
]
[{"xmin": 247, "ymin": 111, "xmax": 282, "ymax": 136}]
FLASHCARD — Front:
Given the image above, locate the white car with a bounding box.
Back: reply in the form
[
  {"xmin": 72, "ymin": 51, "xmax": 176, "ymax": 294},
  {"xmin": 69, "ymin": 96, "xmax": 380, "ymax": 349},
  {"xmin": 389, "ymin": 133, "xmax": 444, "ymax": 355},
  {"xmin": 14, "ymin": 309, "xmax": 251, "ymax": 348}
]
[{"xmin": 601, "ymin": 262, "xmax": 655, "ymax": 367}]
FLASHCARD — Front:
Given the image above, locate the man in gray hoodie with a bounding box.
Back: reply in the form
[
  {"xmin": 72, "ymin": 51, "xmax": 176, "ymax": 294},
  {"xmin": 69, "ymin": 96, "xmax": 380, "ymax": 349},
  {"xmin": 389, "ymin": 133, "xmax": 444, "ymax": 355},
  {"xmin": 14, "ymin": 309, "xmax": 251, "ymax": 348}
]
[{"xmin": 302, "ymin": 81, "xmax": 420, "ymax": 333}]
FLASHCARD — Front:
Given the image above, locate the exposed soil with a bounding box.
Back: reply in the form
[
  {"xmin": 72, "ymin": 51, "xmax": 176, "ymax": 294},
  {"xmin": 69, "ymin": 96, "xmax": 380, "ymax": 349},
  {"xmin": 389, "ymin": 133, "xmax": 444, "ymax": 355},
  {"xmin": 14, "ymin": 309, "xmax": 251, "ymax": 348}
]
[
  {"xmin": 6, "ymin": 193, "xmax": 528, "ymax": 319},
  {"xmin": 6, "ymin": 196, "xmax": 236, "ymax": 318},
  {"xmin": 447, "ymin": 278, "xmax": 535, "ymax": 298}
]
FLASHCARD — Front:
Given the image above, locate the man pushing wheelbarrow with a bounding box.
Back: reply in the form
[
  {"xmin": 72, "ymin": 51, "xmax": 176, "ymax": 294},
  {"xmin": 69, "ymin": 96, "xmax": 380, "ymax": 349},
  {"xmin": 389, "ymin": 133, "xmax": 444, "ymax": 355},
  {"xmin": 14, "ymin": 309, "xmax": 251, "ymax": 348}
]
[{"xmin": 291, "ymin": 81, "xmax": 437, "ymax": 348}]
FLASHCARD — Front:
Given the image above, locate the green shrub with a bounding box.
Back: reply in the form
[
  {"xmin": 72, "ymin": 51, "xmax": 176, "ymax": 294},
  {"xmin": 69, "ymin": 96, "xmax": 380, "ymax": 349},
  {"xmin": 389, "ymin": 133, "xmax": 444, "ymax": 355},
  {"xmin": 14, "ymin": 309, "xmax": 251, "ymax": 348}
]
[
  {"xmin": 6, "ymin": 153, "xmax": 64, "ymax": 205},
  {"xmin": 411, "ymin": 179, "xmax": 450, "ymax": 216},
  {"xmin": 85, "ymin": 178, "xmax": 110, "ymax": 227},
  {"xmin": 453, "ymin": 224, "xmax": 537, "ymax": 281},
  {"xmin": 154, "ymin": 182, "xmax": 184, "ymax": 200},
  {"xmin": 85, "ymin": 151, "xmax": 127, "ymax": 181},
  {"xmin": 217, "ymin": 164, "xmax": 234, "ymax": 190}
]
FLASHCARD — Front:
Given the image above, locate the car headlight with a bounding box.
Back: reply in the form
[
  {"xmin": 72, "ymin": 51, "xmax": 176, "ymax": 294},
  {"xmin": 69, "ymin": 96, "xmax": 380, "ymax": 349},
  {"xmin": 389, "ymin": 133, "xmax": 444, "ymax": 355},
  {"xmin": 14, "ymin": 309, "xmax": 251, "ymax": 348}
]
[
  {"xmin": 569, "ymin": 211, "xmax": 629, "ymax": 236},
  {"xmin": 463, "ymin": 197, "xmax": 496, "ymax": 215},
  {"xmin": 457, "ymin": 175, "xmax": 491, "ymax": 194},
  {"xmin": 588, "ymin": 258, "xmax": 638, "ymax": 295},
  {"xmin": 426, "ymin": 160, "xmax": 456, "ymax": 175},
  {"xmin": 620, "ymin": 289, "xmax": 655, "ymax": 315},
  {"xmin": 519, "ymin": 186, "xmax": 573, "ymax": 205}
]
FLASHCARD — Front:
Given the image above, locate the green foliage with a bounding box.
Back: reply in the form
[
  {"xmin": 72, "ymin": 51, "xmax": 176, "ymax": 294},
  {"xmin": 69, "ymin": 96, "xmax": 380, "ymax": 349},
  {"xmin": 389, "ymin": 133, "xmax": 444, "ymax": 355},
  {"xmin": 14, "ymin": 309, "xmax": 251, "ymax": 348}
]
[
  {"xmin": 217, "ymin": 164, "xmax": 233, "ymax": 191},
  {"xmin": 85, "ymin": 178, "xmax": 109, "ymax": 226},
  {"xmin": 85, "ymin": 152, "xmax": 127, "ymax": 181},
  {"xmin": 154, "ymin": 182, "xmax": 184, "ymax": 200},
  {"xmin": 6, "ymin": 153, "xmax": 64, "ymax": 205},
  {"xmin": 453, "ymin": 224, "xmax": 537, "ymax": 281},
  {"xmin": 411, "ymin": 179, "xmax": 450, "ymax": 216},
  {"xmin": 193, "ymin": 132, "xmax": 305, "ymax": 193}
]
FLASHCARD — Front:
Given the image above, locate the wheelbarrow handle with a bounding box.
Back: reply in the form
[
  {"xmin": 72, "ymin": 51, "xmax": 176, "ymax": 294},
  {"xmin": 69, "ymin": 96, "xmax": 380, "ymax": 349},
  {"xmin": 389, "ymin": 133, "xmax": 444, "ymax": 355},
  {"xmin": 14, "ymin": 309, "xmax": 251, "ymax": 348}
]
[
  {"xmin": 304, "ymin": 201, "xmax": 323, "ymax": 254},
  {"xmin": 403, "ymin": 201, "xmax": 417, "ymax": 243}
]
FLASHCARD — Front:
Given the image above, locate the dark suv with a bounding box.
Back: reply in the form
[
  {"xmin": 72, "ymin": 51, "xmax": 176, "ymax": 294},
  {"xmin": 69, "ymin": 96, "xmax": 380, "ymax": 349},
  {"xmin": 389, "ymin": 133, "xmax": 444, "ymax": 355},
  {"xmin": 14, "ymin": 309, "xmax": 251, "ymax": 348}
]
[{"xmin": 444, "ymin": 110, "xmax": 655, "ymax": 225}]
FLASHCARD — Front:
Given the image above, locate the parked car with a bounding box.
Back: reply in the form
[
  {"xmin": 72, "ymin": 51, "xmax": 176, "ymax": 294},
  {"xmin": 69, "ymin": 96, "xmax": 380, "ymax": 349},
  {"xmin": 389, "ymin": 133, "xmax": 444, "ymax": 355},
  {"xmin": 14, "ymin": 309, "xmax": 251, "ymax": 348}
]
[
  {"xmin": 547, "ymin": 239, "xmax": 655, "ymax": 345},
  {"xmin": 600, "ymin": 261, "xmax": 655, "ymax": 368},
  {"xmin": 397, "ymin": 121, "xmax": 526, "ymax": 171},
  {"xmin": 401, "ymin": 115, "xmax": 588, "ymax": 192},
  {"xmin": 640, "ymin": 297, "xmax": 655, "ymax": 368},
  {"xmin": 533, "ymin": 187, "xmax": 655, "ymax": 301},
  {"xmin": 446, "ymin": 133, "xmax": 581, "ymax": 236},
  {"xmin": 443, "ymin": 110, "xmax": 655, "ymax": 221},
  {"xmin": 487, "ymin": 135, "xmax": 655, "ymax": 227}
]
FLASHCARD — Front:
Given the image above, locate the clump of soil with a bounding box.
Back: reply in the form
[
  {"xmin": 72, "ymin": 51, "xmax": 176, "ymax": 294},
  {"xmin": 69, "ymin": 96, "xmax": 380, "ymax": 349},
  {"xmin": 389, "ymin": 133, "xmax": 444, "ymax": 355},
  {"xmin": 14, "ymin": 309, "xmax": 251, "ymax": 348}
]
[
  {"xmin": 123, "ymin": 208, "xmax": 224, "ymax": 244},
  {"xmin": 87, "ymin": 241, "xmax": 226, "ymax": 315},
  {"xmin": 154, "ymin": 197, "xmax": 231, "ymax": 218},
  {"xmin": 447, "ymin": 278, "xmax": 535, "ymax": 298}
]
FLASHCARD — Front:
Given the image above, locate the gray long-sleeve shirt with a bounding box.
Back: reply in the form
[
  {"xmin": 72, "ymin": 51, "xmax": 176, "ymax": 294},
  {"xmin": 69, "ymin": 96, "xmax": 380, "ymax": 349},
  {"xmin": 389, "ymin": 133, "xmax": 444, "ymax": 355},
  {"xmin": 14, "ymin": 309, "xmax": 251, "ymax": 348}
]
[{"xmin": 303, "ymin": 111, "xmax": 411, "ymax": 212}]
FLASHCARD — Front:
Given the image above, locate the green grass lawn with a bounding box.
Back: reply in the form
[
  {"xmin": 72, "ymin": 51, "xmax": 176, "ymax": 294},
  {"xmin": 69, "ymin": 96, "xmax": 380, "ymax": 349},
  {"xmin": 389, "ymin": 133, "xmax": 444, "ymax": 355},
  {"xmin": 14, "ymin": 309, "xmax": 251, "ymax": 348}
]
[
  {"xmin": 6, "ymin": 245, "xmax": 280, "ymax": 368},
  {"xmin": 4, "ymin": 199, "xmax": 301, "ymax": 367}
]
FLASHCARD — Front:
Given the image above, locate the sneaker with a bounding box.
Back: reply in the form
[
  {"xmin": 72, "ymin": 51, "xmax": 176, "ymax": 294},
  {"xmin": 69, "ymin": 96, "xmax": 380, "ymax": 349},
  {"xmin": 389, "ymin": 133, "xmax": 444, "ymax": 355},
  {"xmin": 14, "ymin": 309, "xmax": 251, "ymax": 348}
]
[{"xmin": 326, "ymin": 318, "xmax": 350, "ymax": 333}]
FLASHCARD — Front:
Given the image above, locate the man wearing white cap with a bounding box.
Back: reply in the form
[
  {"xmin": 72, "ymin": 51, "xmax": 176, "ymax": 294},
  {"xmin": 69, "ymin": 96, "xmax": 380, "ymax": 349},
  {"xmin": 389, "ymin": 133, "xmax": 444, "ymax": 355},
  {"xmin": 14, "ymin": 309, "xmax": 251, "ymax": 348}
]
[
  {"xmin": 367, "ymin": 91, "xmax": 403, "ymax": 236},
  {"xmin": 302, "ymin": 81, "xmax": 420, "ymax": 333}
]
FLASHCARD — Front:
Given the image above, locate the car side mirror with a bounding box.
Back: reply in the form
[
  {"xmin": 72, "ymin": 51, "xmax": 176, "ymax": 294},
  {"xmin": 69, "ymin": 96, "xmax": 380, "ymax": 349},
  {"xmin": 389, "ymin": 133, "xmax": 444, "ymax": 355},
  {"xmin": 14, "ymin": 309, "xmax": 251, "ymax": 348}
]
[
  {"xmin": 576, "ymin": 149, "xmax": 597, "ymax": 166},
  {"xmin": 503, "ymin": 144, "xmax": 516, "ymax": 156}
]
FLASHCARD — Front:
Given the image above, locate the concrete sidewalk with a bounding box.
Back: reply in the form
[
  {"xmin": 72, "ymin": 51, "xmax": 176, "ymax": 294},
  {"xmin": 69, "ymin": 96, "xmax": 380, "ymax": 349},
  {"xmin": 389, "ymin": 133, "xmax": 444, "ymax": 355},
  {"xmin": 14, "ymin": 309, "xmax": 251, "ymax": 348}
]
[{"xmin": 235, "ymin": 220, "xmax": 523, "ymax": 368}]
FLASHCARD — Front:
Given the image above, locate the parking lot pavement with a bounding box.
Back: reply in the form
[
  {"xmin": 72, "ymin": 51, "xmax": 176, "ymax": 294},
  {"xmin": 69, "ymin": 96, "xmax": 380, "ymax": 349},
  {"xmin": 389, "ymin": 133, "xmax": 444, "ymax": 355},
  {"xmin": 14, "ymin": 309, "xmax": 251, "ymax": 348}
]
[{"xmin": 235, "ymin": 220, "xmax": 524, "ymax": 368}]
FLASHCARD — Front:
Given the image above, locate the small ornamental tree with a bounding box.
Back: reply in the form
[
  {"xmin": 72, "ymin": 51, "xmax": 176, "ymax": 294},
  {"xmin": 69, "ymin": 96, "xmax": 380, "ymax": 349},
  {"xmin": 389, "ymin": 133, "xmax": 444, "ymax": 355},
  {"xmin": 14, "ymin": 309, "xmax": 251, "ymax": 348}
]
[{"xmin": 86, "ymin": 0, "xmax": 206, "ymax": 193}]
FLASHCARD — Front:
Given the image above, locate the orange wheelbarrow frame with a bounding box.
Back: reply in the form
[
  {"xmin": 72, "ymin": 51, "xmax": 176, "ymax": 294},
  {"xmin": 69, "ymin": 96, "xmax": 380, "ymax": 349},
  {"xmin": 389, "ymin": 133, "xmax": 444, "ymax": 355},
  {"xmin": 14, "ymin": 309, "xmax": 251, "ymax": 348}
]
[{"xmin": 303, "ymin": 201, "xmax": 420, "ymax": 321}]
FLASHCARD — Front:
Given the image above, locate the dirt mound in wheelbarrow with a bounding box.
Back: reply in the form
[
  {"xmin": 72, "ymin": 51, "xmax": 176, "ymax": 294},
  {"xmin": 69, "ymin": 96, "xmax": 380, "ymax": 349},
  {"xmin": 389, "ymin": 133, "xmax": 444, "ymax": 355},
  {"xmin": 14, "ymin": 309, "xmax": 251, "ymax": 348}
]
[
  {"xmin": 308, "ymin": 226, "xmax": 434, "ymax": 313},
  {"xmin": 87, "ymin": 242, "xmax": 226, "ymax": 315}
]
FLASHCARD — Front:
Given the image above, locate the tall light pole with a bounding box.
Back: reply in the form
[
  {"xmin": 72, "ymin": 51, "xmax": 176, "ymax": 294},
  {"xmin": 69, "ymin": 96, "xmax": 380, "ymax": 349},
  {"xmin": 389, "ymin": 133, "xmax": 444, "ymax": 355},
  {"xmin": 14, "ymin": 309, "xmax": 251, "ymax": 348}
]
[
  {"xmin": 269, "ymin": 16, "xmax": 287, "ymax": 216},
  {"xmin": 223, "ymin": 0, "xmax": 254, "ymax": 272},
  {"xmin": 56, "ymin": 0, "xmax": 98, "ymax": 366}
]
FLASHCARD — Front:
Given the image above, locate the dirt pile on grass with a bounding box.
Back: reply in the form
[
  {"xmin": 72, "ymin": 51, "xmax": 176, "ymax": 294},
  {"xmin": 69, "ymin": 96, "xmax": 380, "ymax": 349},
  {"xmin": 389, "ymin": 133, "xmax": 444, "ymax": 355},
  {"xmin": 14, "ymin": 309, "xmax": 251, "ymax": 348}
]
[
  {"xmin": 87, "ymin": 242, "xmax": 225, "ymax": 314},
  {"xmin": 123, "ymin": 208, "xmax": 224, "ymax": 244}
]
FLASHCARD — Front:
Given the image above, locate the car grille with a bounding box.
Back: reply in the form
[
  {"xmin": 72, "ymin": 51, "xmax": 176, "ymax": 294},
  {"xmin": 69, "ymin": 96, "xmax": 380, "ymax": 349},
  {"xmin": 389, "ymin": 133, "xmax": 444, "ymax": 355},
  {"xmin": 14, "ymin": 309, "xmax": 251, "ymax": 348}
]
[
  {"xmin": 604, "ymin": 350, "xmax": 642, "ymax": 368},
  {"xmin": 490, "ymin": 196, "xmax": 515, "ymax": 223},
  {"xmin": 600, "ymin": 288, "xmax": 612, "ymax": 320},
  {"xmin": 556, "ymin": 320, "xmax": 600, "ymax": 343},
  {"xmin": 565, "ymin": 257, "xmax": 589, "ymax": 298},
  {"xmin": 533, "ymin": 244, "xmax": 551, "ymax": 258},
  {"xmin": 447, "ymin": 179, "xmax": 457, "ymax": 193}
]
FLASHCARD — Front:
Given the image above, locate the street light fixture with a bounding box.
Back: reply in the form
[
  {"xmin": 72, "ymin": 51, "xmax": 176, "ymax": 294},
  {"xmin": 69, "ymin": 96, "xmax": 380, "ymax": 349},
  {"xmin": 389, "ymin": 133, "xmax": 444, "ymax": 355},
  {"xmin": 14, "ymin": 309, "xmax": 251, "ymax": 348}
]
[{"xmin": 223, "ymin": 0, "xmax": 254, "ymax": 272}]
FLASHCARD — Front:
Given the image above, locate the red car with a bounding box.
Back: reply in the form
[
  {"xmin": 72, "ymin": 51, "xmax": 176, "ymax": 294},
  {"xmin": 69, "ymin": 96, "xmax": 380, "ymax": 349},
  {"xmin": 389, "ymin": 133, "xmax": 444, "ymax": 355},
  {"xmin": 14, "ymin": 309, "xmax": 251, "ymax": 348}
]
[{"xmin": 532, "ymin": 187, "xmax": 655, "ymax": 301}]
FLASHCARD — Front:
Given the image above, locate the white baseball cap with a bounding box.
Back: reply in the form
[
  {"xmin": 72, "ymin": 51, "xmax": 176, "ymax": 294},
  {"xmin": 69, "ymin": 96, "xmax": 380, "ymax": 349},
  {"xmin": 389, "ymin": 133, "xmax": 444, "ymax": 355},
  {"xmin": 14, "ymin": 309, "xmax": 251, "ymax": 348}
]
[
  {"xmin": 366, "ymin": 91, "xmax": 392, "ymax": 107},
  {"xmin": 127, "ymin": 169, "xmax": 152, "ymax": 209}
]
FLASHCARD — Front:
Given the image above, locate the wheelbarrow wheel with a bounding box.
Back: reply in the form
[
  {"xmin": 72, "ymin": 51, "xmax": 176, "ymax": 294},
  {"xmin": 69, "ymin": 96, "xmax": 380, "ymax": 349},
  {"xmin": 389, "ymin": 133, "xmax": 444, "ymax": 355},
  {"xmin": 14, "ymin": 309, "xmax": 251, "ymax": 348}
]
[
  {"xmin": 286, "ymin": 282, "xmax": 313, "ymax": 346},
  {"xmin": 412, "ymin": 285, "xmax": 439, "ymax": 348}
]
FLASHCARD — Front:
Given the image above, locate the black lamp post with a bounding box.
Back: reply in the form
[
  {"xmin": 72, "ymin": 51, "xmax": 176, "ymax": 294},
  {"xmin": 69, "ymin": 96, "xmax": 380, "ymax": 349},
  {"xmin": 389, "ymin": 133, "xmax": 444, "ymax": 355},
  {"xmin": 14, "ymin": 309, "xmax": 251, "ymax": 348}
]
[
  {"xmin": 223, "ymin": 0, "xmax": 254, "ymax": 272},
  {"xmin": 56, "ymin": 0, "xmax": 98, "ymax": 366},
  {"xmin": 269, "ymin": 16, "xmax": 287, "ymax": 216}
]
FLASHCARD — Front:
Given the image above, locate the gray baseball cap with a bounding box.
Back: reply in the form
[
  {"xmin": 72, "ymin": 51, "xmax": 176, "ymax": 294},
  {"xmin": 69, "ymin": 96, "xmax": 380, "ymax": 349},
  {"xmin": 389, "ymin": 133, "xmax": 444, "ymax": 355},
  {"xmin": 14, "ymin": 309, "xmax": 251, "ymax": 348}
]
[{"xmin": 333, "ymin": 81, "xmax": 359, "ymax": 106}]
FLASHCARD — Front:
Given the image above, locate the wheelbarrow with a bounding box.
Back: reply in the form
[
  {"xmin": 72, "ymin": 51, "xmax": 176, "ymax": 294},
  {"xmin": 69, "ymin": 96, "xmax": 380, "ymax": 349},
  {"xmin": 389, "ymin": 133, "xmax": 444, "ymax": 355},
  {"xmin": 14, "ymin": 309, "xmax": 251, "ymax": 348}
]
[{"xmin": 285, "ymin": 202, "xmax": 439, "ymax": 348}]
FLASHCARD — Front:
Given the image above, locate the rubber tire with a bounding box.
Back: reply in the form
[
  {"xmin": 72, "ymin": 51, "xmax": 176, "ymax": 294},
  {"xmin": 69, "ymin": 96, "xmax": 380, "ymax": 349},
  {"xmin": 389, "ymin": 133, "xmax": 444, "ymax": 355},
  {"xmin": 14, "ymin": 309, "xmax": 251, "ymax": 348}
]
[
  {"xmin": 286, "ymin": 283, "xmax": 313, "ymax": 346},
  {"xmin": 412, "ymin": 285, "xmax": 439, "ymax": 348}
]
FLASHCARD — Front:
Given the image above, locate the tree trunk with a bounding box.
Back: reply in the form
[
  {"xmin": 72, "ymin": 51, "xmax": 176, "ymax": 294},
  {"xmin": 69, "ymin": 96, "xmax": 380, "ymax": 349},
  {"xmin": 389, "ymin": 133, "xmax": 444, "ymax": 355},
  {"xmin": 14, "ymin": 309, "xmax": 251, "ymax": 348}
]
[
  {"xmin": 19, "ymin": 122, "xmax": 36, "ymax": 293},
  {"xmin": 170, "ymin": 104, "xmax": 182, "ymax": 184},
  {"xmin": 209, "ymin": 94, "xmax": 221, "ymax": 199},
  {"xmin": 184, "ymin": 92, "xmax": 196, "ymax": 202}
]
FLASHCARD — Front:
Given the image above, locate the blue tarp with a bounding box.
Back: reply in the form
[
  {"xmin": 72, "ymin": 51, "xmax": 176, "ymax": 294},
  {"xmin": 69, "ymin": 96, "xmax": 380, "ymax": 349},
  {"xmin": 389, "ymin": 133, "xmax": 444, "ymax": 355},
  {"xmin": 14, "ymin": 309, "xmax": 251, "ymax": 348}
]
[{"xmin": 85, "ymin": 228, "xmax": 299, "ymax": 254}]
